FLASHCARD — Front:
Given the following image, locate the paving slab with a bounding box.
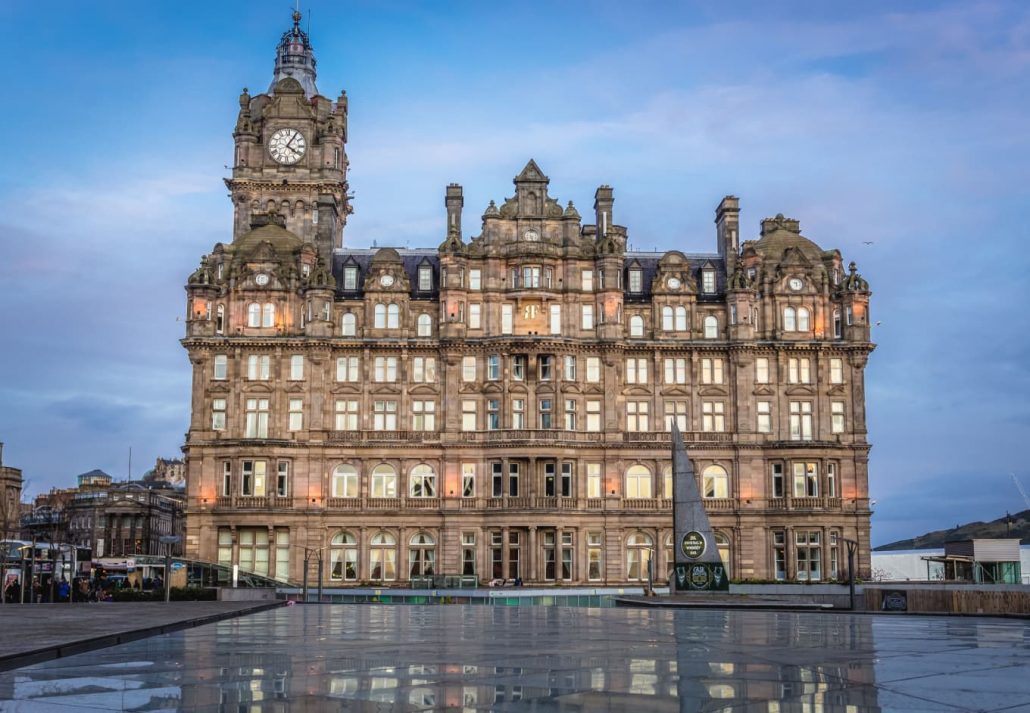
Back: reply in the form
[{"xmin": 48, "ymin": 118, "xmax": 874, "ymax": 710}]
[{"xmin": 0, "ymin": 600, "xmax": 284, "ymax": 672}]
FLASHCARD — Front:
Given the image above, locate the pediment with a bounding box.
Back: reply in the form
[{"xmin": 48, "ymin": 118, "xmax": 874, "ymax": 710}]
[
  {"xmin": 661, "ymin": 386, "xmax": 691, "ymax": 397},
  {"xmin": 624, "ymin": 386, "xmax": 652, "ymax": 397},
  {"xmin": 561, "ymin": 383, "xmax": 583, "ymax": 395},
  {"xmin": 408, "ymin": 384, "xmax": 439, "ymax": 396},
  {"xmin": 516, "ymin": 159, "xmax": 548, "ymax": 183},
  {"xmin": 785, "ymin": 385, "xmax": 816, "ymax": 397},
  {"xmin": 285, "ymin": 382, "xmax": 305, "ymax": 393},
  {"xmin": 698, "ymin": 386, "xmax": 728, "ymax": 398},
  {"xmin": 536, "ymin": 383, "xmax": 555, "ymax": 395},
  {"xmin": 481, "ymin": 382, "xmax": 504, "ymax": 394},
  {"xmin": 583, "ymin": 385, "xmax": 606, "ymax": 395},
  {"xmin": 330, "ymin": 384, "xmax": 361, "ymax": 395},
  {"xmin": 827, "ymin": 384, "xmax": 847, "ymax": 396},
  {"xmin": 244, "ymin": 383, "xmax": 273, "ymax": 395},
  {"xmin": 371, "ymin": 385, "xmax": 402, "ymax": 396},
  {"xmin": 753, "ymin": 385, "xmax": 776, "ymax": 397},
  {"xmin": 508, "ymin": 383, "xmax": 529, "ymax": 394},
  {"xmin": 209, "ymin": 383, "xmax": 231, "ymax": 394}
]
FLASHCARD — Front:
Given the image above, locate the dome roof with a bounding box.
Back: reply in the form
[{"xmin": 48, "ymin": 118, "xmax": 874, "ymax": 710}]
[
  {"xmin": 233, "ymin": 223, "xmax": 304, "ymax": 255},
  {"xmin": 752, "ymin": 214, "xmax": 824, "ymax": 262}
]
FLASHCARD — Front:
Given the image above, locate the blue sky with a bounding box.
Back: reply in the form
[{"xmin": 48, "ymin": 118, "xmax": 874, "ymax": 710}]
[{"xmin": 0, "ymin": 1, "xmax": 1027, "ymax": 546}]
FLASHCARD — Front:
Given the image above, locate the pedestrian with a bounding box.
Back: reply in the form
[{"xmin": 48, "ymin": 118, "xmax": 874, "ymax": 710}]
[{"xmin": 58, "ymin": 578, "xmax": 70, "ymax": 602}]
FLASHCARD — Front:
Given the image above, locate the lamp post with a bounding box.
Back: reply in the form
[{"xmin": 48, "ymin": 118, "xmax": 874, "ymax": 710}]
[
  {"xmin": 159, "ymin": 535, "xmax": 181, "ymax": 603},
  {"xmin": 843, "ymin": 538, "xmax": 859, "ymax": 610}
]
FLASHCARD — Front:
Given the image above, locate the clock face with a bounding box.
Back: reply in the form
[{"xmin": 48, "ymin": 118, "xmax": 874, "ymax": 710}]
[
  {"xmin": 523, "ymin": 229, "xmax": 539, "ymax": 241},
  {"xmin": 667, "ymin": 277, "xmax": 681, "ymax": 290},
  {"xmin": 255, "ymin": 273, "xmax": 269, "ymax": 286},
  {"xmin": 268, "ymin": 128, "xmax": 306, "ymax": 165},
  {"xmin": 789, "ymin": 277, "xmax": 804, "ymax": 291},
  {"xmin": 380, "ymin": 274, "xmax": 395, "ymax": 287}
]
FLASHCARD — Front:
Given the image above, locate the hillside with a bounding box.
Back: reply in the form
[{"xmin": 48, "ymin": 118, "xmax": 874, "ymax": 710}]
[{"xmin": 875, "ymin": 509, "xmax": 1030, "ymax": 551}]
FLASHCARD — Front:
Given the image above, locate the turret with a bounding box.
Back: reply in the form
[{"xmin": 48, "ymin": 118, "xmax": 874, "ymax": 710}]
[
  {"xmin": 715, "ymin": 196, "xmax": 740, "ymax": 275},
  {"xmin": 445, "ymin": 183, "xmax": 463, "ymax": 237}
]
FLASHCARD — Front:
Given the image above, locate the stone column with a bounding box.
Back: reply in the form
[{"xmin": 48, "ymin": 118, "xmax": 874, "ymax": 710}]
[
  {"xmin": 359, "ymin": 526, "xmax": 368, "ymax": 582},
  {"xmin": 501, "ymin": 526, "xmax": 510, "ymax": 579},
  {"xmin": 555, "ymin": 526, "xmax": 564, "ymax": 582},
  {"xmin": 528, "ymin": 526, "xmax": 538, "ymax": 583}
]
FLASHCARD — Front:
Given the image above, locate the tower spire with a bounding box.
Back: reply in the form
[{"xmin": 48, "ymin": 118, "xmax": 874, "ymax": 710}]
[{"xmin": 270, "ymin": 6, "xmax": 318, "ymax": 97}]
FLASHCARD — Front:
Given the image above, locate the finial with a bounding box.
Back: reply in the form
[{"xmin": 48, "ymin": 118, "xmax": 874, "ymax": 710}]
[{"xmin": 292, "ymin": 6, "xmax": 302, "ymax": 26}]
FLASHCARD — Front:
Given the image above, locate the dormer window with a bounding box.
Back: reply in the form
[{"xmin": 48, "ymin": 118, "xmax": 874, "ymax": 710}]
[
  {"xmin": 419, "ymin": 266, "xmax": 432, "ymax": 291},
  {"xmin": 216, "ymin": 263, "xmax": 224, "ymax": 280},
  {"xmin": 343, "ymin": 266, "xmax": 358, "ymax": 290},
  {"xmin": 628, "ymin": 269, "xmax": 642, "ymax": 293},
  {"xmin": 301, "ymin": 264, "xmax": 311, "ymax": 278},
  {"xmin": 702, "ymin": 269, "xmax": 716, "ymax": 294}
]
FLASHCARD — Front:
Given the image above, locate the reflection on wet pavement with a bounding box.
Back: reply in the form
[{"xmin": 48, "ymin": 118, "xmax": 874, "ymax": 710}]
[{"xmin": 0, "ymin": 605, "xmax": 1028, "ymax": 711}]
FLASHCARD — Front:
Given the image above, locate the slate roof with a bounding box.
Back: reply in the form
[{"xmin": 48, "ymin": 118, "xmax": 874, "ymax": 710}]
[
  {"xmin": 623, "ymin": 252, "xmax": 725, "ymax": 303},
  {"xmin": 332, "ymin": 249, "xmax": 441, "ymax": 300}
]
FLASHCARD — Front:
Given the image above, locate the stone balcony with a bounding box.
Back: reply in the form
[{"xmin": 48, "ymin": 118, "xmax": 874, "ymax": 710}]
[{"xmin": 767, "ymin": 496, "xmax": 843, "ymax": 511}]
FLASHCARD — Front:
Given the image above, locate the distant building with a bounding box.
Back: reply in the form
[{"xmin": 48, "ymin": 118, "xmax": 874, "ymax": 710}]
[
  {"xmin": 0, "ymin": 443, "xmax": 23, "ymax": 543},
  {"xmin": 144, "ymin": 457, "xmax": 186, "ymax": 487}
]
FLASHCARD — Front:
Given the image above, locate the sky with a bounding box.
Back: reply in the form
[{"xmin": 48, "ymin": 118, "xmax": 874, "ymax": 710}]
[{"xmin": 0, "ymin": 1, "xmax": 1027, "ymax": 546}]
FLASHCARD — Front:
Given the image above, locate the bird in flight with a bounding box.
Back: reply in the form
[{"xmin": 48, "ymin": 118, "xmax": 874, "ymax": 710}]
[{"xmin": 862, "ymin": 241, "xmax": 874, "ymax": 245}]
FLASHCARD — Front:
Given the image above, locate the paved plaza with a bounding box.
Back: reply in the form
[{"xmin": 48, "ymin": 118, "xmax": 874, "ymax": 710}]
[{"xmin": 0, "ymin": 604, "xmax": 1028, "ymax": 711}]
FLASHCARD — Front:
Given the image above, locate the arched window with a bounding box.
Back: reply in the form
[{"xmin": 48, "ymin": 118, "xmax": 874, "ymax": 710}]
[
  {"xmin": 341, "ymin": 312, "xmax": 356, "ymax": 336},
  {"xmin": 408, "ymin": 532, "xmax": 436, "ymax": 577},
  {"xmin": 675, "ymin": 306, "xmax": 688, "ymax": 331},
  {"xmin": 626, "ymin": 532, "xmax": 653, "ymax": 581},
  {"xmin": 370, "ymin": 464, "xmax": 397, "ymax": 498},
  {"xmin": 703, "ymin": 315, "xmax": 718, "ymax": 339},
  {"xmin": 331, "ymin": 465, "xmax": 358, "ymax": 498},
  {"xmin": 374, "ymin": 304, "xmax": 386, "ymax": 328},
  {"xmin": 715, "ymin": 531, "xmax": 731, "ymax": 577},
  {"xmin": 662, "ymin": 306, "xmax": 674, "ymax": 331},
  {"xmin": 262, "ymin": 303, "xmax": 275, "ymax": 328},
  {"xmin": 417, "ymin": 313, "xmax": 432, "ymax": 337},
  {"xmin": 663, "ymin": 465, "xmax": 673, "ymax": 500},
  {"xmin": 833, "ymin": 309, "xmax": 842, "ymax": 339},
  {"xmin": 329, "ymin": 531, "xmax": 358, "ymax": 581},
  {"xmin": 702, "ymin": 465, "xmax": 729, "ymax": 499},
  {"xmin": 387, "ymin": 304, "xmax": 400, "ymax": 329},
  {"xmin": 247, "ymin": 303, "xmax": 261, "ymax": 328},
  {"xmin": 369, "ymin": 532, "xmax": 397, "ymax": 581},
  {"xmin": 784, "ymin": 307, "xmax": 797, "ymax": 332},
  {"xmin": 409, "ymin": 464, "xmax": 436, "ymax": 498},
  {"xmin": 629, "ymin": 315, "xmax": 644, "ymax": 337},
  {"xmin": 625, "ymin": 465, "xmax": 653, "ymax": 499},
  {"xmin": 797, "ymin": 307, "xmax": 811, "ymax": 331}
]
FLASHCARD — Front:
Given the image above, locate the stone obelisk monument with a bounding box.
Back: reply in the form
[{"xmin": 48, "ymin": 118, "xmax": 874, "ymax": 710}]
[{"xmin": 671, "ymin": 423, "xmax": 729, "ymax": 591}]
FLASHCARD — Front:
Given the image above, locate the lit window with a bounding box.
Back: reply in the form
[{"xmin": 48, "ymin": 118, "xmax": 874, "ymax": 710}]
[
  {"xmin": 549, "ymin": 304, "xmax": 561, "ymax": 335},
  {"xmin": 626, "ymin": 358, "xmax": 648, "ymax": 385},
  {"xmin": 334, "ymin": 400, "xmax": 358, "ymax": 430},
  {"xmin": 703, "ymin": 315, "xmax": 718, "ymax": 339},
  {"xmin": 587, "ymin": 463, "xmax": 602, "ymax": 498},
  {"xmin": 789, "ymin": 401, "xmax": 813, "ymax": 441},
  {"xmin": 461, "ymin": 400, "xmax": 477, "ymax": 431},
  {"xmin": 626, "ymin": 466, "xmax": 653, "ymax": 499},
  {"xmin": 374, "ymin": 356, "xmax": 398, "ymax": 382},
  {"xmin": 702, "ymin": 401, "xmax": 725, "ymax": 432},
  {"xmin": 331, "ymin": 467, "xmax": 358, "ymax": 499},
  {"xmin": 240, "ymin": 460, "xmax": 266, "ymax": 497},
  {"xmin": 586, "ymin": 401, "xmax": 601, "ymax": 432},
  {"xmin": 830, "ymin": 358, "xmax": 844, "ymax": 384},
  {"xmin": 663, "ymin": 358, "xmax": 686, "ymax": 385},
  {"xmin": 416, "ymin": 313, "xmax": 432, "ymax": 336},
  {"xmin": 701, "ymin": 358, "xmax": 723, "ymax": 384},
  {"xmin": 341, "ymin": 312, "xmax": 356, "ymax": 336},
  {"xmin": 336, "ymin": 356, "xmax": 359, "ymax": 382},
  {"xmin": 469, "ymin": 269, "xmax": 481, "ymax": 290},
  {"xmin": 371, "ymin": 465, "xmax": 398, "ymax": 498},
  {"xmin": 581, "ymin": 304, "xmax": 594, "ymax": 330},
  {"xmin": 288, "ymin": 399, "xmax": 303, "ymax": 431},
  {"xmin": 245, "ymin": 399, "xmax": 269, "ymax": 438},
  {"xmin": 626, "ymin": 401, "xmax": 649, "ymax": 431},
  {"xmin": 788, "ymin": 357, "xmax": 811, "ymax": 384},
  {"xmin": 412, "ymin": 356, "xmax": 436, "ymax": 383},
  {"xmin": 664, "ymin": 401, "xmax": 688, "ymax": 431},
  {"xmin": 629, "ymin": 315, "xmax": 644, "ymax": 337},
  {"xmin": 755, "ymin": 357, "xmax": 769, "ymax": 384},
  {"xmin": 213, "ymin": 354, "xmax": 228, "ymax": 380},
  {"xmin": 469, "ymin": 304, "xmax": 481, "ymax": 329},
  {"xmin": 247, "ymin": 303, "xmax": 260, "ymax": 327},
  {"xmin": 373, "ymin": 400, "xmax": 397, "ymax": 431},
  {"xmin": 501, "ymin": 304, "xmax": 513, "ymax": 334},
  {"xmin": 462, "ymin": 356, "xmax": 477, "ymax": 382},
  {"xmin": 702, "ymin": 465, "xmax": 728, "ymax": 498},
  {"xmin": 831, "ymin": 401, "xmax": 845, "ymax": 433},
  {"xmin": 582, "ymin": 270, "xmax": 593, "ymax": 291},
  {"xmin": 412, "ymin": 401, "xmax": 436, "ymax": 431},
  {"xmin": 290, "ymin": 355, "xmax": 304, "ymax": 380},
  {"xmin": 586, "ymin": 357, "xmax": 601, "ymax": 383}
]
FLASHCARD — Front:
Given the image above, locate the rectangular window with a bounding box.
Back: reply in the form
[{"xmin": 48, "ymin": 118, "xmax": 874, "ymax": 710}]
[
  {"xmin": 487, "ymin": 399, "xmax": 500, "ymax": 430},
  {"xmin": 343, "ymin": 266, "xmax": 358, "ymax": 290},
  {"xmin": 771, "ymin": 463, "xmax": 784, "ymax": 498},
  {"xmin": 487, "ymin": 354, "xmax": 500, "ymax": 380},
  {"xmin": 241, "ymin": 460, "xmax": 266, "ymax": 497},
  {"xmin": 560, "ymin": 462, "xmax": 573, "ymax": 498},
  {"xmin": 212, "ymin": 398, "xmax": 226, "ymax": 430},
  {"xmin": 773, "ymin": 531, "xmax": 786, "ymax": 581},
  {"xmin": 702, "ymin": 270, "xmax": 716, "ymax": 293},
  {"xmin": 511, "ymin": 399, "xmax": 525, "ymax": 429},
  {"xmin": 628, "ymin": 269, "xmax": 642, "ymax": 293},
  {"xmin": 491, "ymin": 462, "xmax": 503, "ymax": 498},
  {"xmin": 412, "ymin": 356, "xmax": 437, "ymax": 383},
  {"xmin": 373, "ymin": 400, "xmax": 397, "ymax": 431},
  {"xmin": 221, "ymin": 462, "xmax": 232, "ymax": 497},
  {"xmin": 663, "ymin": 358, "xmax": 687, "ymax": 385},
  {"xmin": 336, "ymin": 356, "xmax": 359, "ymax": 382},
  {"xmin": 288, "ymin": 399, "xmax": 303, "ymax": 432},
  {"xmin": 412, "ymin": 400, "xmax": 436, "ymax": 431},
  {"xmin": 245, "ymin": 398, "xmax": 269, "ymax": 438},
  {"xmin": 522, "ymin": 265, "xmax": 541, "ymax": 288},
  {"xmin": 462, "ymin": 356, "xmax": 477, "ymax": 382},
  {"xmin": 587, "ymin": 532, "xmax": 602, "ymax": 580},
  {"xmin": 830, "ymin": 531, "xmax": 839, "ymax": 580},
  {"xmin": 289, "ymin": 355, "xmax": 304, "ymax": 380},
  {"xmin": 469, "ymin": 303, "xmax": 482, "ymax": 329},
  {"xmin": 563, "ymin": 355, "xmax": 576, "ymax": 381},
  {"xmin": 462, "ymin": 400, "xmax": 477, "ymax": 431},
  {"xmin": 539, "ymin": 355, "xmax": 553, "ymax": 381},
  {"xmin": 549, "ymin": 304, "xmax": 561, "ymax": 335},
  {"xmin": 512, "ymin": 355, "xmax": 526, "ymax": 381},
  {"xmin": 213, "ymin": 354, "xmax": 228, "ymax": 380},
  {"xmin": 827, "ymin": 462, "xmax": 838, "ymax": 497},
  {"xmin": 469, "ymin": 269, "xmax": 481, "ymax": 290},
  {"xmin": 793, "ymin": 462, "xmax": 819, "ymax": 497},
  {"xmin": 702, "ymin": 401, "xmax": 725, "ymax": 432},
  {"xmin": 830, "ymin": 358, "xmax": 844, "ymax": 384},
  {"xmin": 796, "ymin": 531, "xmax": 822, "ymax": 581},
  {"xmin": 755, "ymin": 357, "xmax": 769, "ymax": 384},
  {"xmin": 581, "ymin": 304, "xmax": 594, "ymax": 330},
  {"xmin": 789, "ymin": 401, "xmax": 813, "ymax": 441},
  {"xmin": 586, "ymin": 400, "xmax": 602, "ymax": 432},
  {"xmin": 627, "ymin": 401, "xmax": 649, "ymax": 432},
  {"xmin": 664, "ymin": 401, "xmax": 688, "ymax": 431},
  {"xmin": 501, "ymin": 304, "xmax": 513, "ymax": 334},
  {"xmin": 582, "ymin": 270, "xmax": 593, "ymax": 292},
  {"xmin": 846, "ymin": 306, "xmax": 854, "ymax": 326},
  {"xmin": 757, "ymin": 401, "xmax": 771, "ymax": 433},
  {"xmin": 374, "ymin": 356, "xmax": 398, "ymax": 382},
  {"xmin": 701, "ymin": 358, "xmax": 723, "ymax": 384},
  {"xmin": 247, "ymin": 355, "xmax": 270, "ymax": 380},
  {"xmin": 539, "ymin": 398, "xmax": 552, "ymax": 428},
  {"xmin": 276, "ymin": 462, "xmax": 289, "ymax": 497},
  {"xmin": 587, "ymin": 463, "xmax": 602, "ymax": 498},
  {"xmin": 544, "ymin": 462, "xmax": 557, "ymax": 497},
  {"xmin": 729, "ymin": 304, "xmax": 737, "ymax": 325},
  {"xmin": 626, "ymin": 358, "xmax": 648, "ymax": 385},
  {"xmin": 831, "ymin": 401, "xmax": 845, "ymax": 433},
  {"xmin": 508, "ymin": 462, "xmax": 520, "ymax": 496},
  {"xmin": 788, "ymin": 357, "xmax": 811, "ymax": 384},
  {"xmin": 564, "ymin": 399, "xmax": 577, "ymax": 430},
  {"xmin": 334, "ymin": 400, "xmax": 358, "ymax": 430},
  {"xmin": 586, "ymin": 357, "xmax": 601, "ymax": 383},
  {"xmin": 462, "ymin": 464, "xmax": 476, "ymax": 498},
  {"xmin": 418, "ymin": 266, "xmax": 432, "ymax": 291}
]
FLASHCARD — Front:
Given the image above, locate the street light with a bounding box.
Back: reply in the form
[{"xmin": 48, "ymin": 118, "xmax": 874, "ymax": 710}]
[{"xmin": 159, "ymin": 535, "xmax": 182, "ymax": 603}]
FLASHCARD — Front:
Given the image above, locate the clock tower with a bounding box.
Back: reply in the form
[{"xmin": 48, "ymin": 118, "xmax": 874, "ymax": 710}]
[{"xmin": 226, "ymin": 10, "xmax": 351, "ymax": 256}]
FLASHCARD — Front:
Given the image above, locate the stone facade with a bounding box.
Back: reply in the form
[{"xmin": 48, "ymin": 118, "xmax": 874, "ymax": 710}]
[
  {"xmin": 0, "ymin": 443, "xmax": 23, "ymax": 544},
  {"xmin": 181, "ymin": 14, "xmax": 874, "ymax": 586}
]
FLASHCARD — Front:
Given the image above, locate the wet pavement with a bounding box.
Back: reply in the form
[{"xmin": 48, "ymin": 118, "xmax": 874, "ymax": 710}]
[{"xmin": 0, "ymin": 605, "xmax": 1028, "ymax": 711}]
